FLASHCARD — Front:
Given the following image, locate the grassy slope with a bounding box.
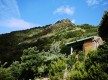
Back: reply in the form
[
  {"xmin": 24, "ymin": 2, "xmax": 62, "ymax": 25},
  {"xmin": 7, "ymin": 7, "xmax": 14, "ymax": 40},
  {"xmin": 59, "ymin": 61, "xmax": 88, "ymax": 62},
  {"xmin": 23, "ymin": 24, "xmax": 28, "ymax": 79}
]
[{"xmin": 0, "ymin": 19, "xmax": 98, "ymax": 66}]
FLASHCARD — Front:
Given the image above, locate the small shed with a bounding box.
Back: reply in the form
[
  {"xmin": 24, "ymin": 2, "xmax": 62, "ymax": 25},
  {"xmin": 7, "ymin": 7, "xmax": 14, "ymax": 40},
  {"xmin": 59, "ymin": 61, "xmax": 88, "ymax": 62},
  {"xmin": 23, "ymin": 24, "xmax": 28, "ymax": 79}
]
[{"xmin": 66, "ymin": 36, "xmax": 103, "ymax": 60}]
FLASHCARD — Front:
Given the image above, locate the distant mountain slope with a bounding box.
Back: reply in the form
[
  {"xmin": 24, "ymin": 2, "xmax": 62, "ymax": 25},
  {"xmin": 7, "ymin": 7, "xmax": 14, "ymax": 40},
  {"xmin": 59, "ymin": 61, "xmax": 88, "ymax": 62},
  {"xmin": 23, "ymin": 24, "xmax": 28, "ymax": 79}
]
[{"xmin": 0, "ymin": 19, "xmax": 98, "ymax": 66}]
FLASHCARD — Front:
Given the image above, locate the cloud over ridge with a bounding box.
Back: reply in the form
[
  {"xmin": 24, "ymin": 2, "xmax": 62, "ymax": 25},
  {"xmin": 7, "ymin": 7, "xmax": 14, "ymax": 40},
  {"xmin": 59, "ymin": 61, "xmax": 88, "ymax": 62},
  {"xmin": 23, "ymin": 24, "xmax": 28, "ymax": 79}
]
[
  {"xmin": 0, "ymin": 18, "xmax": 37, "ymax": 29},
  {"xmin": 54, "ymin": 6, "xmax": 74, "ymax": 15}
]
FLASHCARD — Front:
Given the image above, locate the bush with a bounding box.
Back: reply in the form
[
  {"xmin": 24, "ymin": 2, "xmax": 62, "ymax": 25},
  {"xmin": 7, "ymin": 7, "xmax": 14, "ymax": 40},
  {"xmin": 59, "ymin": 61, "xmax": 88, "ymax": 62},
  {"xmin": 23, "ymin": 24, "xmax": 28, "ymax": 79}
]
[
  {"xmin": 8, "ymin": 61, "xmax": 22, "ymax": 80},
  {"xmin": 48, "ymin": 59, "xmax": 66, "ymax": 80},
  {"xmin": 7, "ymin": 43, "xmax": 67, "ymax": 79},
  {"xmin": 0, "ymin": 62, "xmax": 14, "ymax": 80},
  {"xmin": 67, "ymin": 62, "xmax": 88, "ymax": 80},
  {"xmin": 67, "ymin": 43, "xmax": 108, "ymax": 80}
]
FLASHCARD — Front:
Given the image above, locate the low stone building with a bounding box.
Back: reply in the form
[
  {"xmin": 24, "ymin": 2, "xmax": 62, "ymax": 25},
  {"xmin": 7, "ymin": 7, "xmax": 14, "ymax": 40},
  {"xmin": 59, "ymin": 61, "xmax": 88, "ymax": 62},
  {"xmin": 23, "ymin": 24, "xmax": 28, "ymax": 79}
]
[{"xmin": 66, "ymin": 36, "xmax": 103, "ymax": 60}]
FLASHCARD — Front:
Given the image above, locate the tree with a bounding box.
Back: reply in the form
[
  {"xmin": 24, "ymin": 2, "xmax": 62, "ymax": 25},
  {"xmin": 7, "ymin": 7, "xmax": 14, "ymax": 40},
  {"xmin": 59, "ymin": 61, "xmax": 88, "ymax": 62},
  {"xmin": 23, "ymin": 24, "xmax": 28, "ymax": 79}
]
[
  {"xmin": 98, "ymin": 11, "xmax": 108, "ymax": 42},
  {"xmin": 8, "ymin": 43, "xmax": 66, "ymax": 79},
  {"xmin": 48, "ymin": 59, "xmax": 66, "ymax": 80}
]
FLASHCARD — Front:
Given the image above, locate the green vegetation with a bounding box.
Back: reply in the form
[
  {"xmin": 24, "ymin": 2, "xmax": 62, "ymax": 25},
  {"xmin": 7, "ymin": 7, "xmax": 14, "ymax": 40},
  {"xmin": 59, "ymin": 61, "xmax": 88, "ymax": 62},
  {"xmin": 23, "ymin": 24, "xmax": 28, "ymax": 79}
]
[
  {"xmin": 67, "ymin": 43, "xmax": 108, "ymax": 80},
  {"xmin": 98, "ymin": 11, "xmax": 108, "ymax": 42},
  {"xmin": 67, "ymin": 11, "xmax": 108, "ymax": 80},
  {"xmin": 0, "ymin": 62, "xmax": 14, "ymax": 80},
  {"xmin": 48, "ymin": 58, "xmax": 66, "ymax": 80},
  {"xmin": 0, "ymin": 43, "xmax": 68, "ymax": 80},
  {"xmin": 0, "ymin": 19, "xmax": 98, "ymax": 66},
  {"xmin": 1, "ymin": 43, "xmax": 108, "ymax": 80},
  {"xmin": 1, "ymin": 10, "xmax": 108, "ymax": 79}
]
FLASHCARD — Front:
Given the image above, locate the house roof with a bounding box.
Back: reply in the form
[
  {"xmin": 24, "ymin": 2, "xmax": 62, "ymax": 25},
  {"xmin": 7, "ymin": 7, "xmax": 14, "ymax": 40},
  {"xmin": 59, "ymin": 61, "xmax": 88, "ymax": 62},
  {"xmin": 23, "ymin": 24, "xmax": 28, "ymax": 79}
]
[{"xmin": 66, "ymin": 36, "xmax": 94, "ymax": 47}]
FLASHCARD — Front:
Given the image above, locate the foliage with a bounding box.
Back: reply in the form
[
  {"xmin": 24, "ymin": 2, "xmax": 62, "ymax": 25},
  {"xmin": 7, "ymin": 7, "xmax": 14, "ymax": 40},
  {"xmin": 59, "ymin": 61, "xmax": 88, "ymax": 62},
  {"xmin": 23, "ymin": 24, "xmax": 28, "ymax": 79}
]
[
  {"xmin": 0, "ymin": 18, "xmax": 99, "ymax": 79},
  {"xmin": 84, "ymin": 47, "xmax": 108, "ymax": 79},
  {"xmin": 67, "ymin": 62, "xmax": 88, "ymax": 80},
  {"xmin": 3, "ymin": 42, "xmax": 67, "ymax": 80},
  {"xmin": 98, "ymin": 11, "xmax": 108, "ymax": 42},
  {"xmin": 67, "ymin": 53, "xmax": 76, "ymax": 70},
  {"xmin": 0, "ymin": 19, "xmax": 98, "ymax": 66},
  {"xmin": 0, "ymin": 62, "xmax": 14, "ymax": 80},
  {"xmin": 48, "ymin": 58, "xmax": 67, "ymax": 80},
  {"xmin": 78, "ymin": 51, "xmax": 84, "ymax": 62},
  {"xmin": 8, "ymin": 61, "xmax": 22, "ymax": 79},
  {"xmin": 67, "ymin": 43, "xmax": 108, "ymax": 80}
]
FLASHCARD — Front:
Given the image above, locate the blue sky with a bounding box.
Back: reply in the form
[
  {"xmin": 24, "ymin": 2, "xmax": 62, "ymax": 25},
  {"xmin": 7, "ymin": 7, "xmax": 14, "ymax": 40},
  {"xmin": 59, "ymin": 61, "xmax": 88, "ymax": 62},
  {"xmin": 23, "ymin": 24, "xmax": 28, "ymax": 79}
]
[{"xmin": 0, "ymin": 0, "xmax": 108, "ymax": 34}]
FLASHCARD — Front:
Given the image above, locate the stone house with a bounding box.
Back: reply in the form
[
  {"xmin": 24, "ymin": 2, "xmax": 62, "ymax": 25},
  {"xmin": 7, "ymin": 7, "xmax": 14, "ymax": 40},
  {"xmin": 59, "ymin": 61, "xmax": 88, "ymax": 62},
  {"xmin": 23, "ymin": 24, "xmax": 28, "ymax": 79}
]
[{"xmin": 66, "ymin": 36, "xmax": 103, "ymax": 60}]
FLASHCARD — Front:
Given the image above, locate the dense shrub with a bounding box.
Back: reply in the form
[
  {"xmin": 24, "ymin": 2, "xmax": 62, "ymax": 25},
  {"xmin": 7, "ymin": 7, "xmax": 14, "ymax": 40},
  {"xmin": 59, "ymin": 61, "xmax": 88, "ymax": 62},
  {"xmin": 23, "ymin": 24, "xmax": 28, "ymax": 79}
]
[
  {"xmin": 4, "ymin": 43, "xmax": 67, "ymax": 80},
  {"xmin": 48, "ymin": 59, "xmax": 66, "ymax": 80},
  {"xmin": 0, "ymin": 62, "xmax": 14, "ymax": 80},
  {"xmin": 67, "ymin": 62, "xmax": 88, "ymax": 80},
  {"xmin": 67, "ymin": 43, "xmax": 108, "ymax": 80}
]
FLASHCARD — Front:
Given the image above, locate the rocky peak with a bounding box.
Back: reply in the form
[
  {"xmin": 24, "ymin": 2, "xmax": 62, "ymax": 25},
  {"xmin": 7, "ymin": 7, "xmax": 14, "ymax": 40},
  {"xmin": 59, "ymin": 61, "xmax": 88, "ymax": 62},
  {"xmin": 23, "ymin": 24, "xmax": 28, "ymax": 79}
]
[{"xmin": 55, "ymin": 18, "xmax": 72, "ymax": 24}]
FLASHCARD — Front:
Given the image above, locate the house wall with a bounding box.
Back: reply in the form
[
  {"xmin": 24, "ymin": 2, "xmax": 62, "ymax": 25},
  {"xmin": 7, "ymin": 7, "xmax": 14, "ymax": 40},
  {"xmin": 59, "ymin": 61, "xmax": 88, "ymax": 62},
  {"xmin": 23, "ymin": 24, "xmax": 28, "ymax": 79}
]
[
  {"xmin": 83, "ymin": 40, "xmax": 96, "ymax": 56},
  {"xmin": 68, "ymin": 36, "xmax": 103, "ymax": 60}
]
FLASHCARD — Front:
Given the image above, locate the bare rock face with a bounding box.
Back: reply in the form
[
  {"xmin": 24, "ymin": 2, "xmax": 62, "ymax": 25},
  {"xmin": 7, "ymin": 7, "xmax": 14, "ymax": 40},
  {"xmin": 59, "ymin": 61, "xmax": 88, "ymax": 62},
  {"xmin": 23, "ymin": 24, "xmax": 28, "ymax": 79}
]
[
  {"xmin": 93, "ymin": 36, "xmax": 103, "ymax": 46},
  {"xmin": 51, "ymin": 18, "xmax": 75, "ymax": 31}
]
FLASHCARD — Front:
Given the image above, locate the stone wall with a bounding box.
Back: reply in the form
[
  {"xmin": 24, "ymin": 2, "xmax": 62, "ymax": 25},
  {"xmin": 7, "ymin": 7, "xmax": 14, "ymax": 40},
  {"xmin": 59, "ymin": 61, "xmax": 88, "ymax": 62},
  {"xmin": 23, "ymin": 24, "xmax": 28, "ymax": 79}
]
[{"xmin": 83, "ymin": 40, "xmax": 96, "ymax": 56}]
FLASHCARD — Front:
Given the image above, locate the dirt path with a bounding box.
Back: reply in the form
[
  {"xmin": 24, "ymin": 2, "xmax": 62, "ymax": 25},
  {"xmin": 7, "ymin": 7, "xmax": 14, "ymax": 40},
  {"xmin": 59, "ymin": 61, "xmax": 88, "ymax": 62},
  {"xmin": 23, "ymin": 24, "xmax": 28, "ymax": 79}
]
[{"xmin": 63, "ymin": 67, "xmax": 68, "ymax": 80}]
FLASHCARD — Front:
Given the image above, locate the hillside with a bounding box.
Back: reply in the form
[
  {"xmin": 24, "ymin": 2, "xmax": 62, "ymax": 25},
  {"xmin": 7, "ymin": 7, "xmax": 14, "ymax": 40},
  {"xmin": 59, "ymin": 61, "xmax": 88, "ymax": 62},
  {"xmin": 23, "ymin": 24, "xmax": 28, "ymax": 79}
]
[{"xmin": 0, "ymin": 19, "xmax": 98, "ymax": 66}]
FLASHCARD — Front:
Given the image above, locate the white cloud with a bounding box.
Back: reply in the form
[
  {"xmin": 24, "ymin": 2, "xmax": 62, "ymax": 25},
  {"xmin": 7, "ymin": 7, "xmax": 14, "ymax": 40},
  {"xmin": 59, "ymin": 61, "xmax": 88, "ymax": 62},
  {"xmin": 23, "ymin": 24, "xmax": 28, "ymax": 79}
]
[
  {"xmin": 103, "ymin": 2, "xmax": 108, "ymax": 5},
  {"xmin": 0, "ymin": 0, "xmax": 40, "ymax": 31},
  {"xmin": 71, "ymin": 19, "xmax": 75, "ymax": 23},
  {"xmin": 0, "ymin": 0, "xmax": 21, "ymax": 20},
  {"xmin": 54, "ymin": 6, "xmax": 74, "ymax": 15},
  {"xmin": 86, "ymin": 0, "xmax": 102, "ymax": 6},
  {"xmin": 0, "ymin": 18, "xmax": 39, "ymax": 29}
]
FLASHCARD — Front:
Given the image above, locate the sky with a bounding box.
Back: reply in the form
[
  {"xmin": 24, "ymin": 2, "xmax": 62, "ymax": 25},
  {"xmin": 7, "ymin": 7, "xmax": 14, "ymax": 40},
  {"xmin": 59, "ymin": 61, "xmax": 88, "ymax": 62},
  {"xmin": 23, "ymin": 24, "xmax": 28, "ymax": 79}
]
[{"xmin": 0, "ymin": 0, "xmax": 108, "ymax": 34}]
